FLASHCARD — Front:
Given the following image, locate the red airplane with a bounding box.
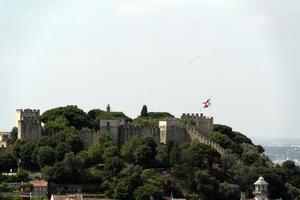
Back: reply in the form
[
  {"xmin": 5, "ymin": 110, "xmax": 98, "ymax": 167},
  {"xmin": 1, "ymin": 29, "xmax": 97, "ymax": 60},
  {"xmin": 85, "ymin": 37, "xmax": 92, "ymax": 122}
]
[{"xmin": 203, "ymin": 99, "xmax": 211, "ymax": 108}]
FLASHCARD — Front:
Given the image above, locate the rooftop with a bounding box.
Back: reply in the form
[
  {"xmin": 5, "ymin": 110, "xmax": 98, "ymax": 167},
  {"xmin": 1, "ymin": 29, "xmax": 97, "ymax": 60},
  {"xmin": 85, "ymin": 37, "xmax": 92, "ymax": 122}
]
[
  {"xmin": 31, "ymin": 180, "xmax": 48, "ymax": 187},
  {"xmin": 254, "ymin": 177, "xmax": 269, "ymax": 186}
]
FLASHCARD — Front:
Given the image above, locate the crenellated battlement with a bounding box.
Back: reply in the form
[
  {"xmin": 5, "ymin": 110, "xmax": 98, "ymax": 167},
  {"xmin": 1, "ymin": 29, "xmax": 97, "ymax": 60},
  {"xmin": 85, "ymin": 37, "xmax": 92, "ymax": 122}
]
[
  {"xmin": 181, "ymin": 113, "xmax": 214, "ymax": 136},
  {"xmin": 185, "ymin": 125, "xmax": 225, "ymax": 155},
  {"xmin": 119, "ymin": 124, "xmax": 160, "ymax": 145},
  {"xmin": 79, "ymin": 128, "xmax": 100, "ymax": 148},
  {"xmin": 181, "ymin": 113, "xmax": 213, "ymax": 121}
]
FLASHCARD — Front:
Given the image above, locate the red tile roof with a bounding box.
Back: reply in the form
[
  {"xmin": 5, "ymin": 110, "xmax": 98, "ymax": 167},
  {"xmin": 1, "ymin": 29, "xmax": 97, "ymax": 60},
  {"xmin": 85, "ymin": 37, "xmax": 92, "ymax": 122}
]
[{"xmin": 31, "ymin": 180, "xmax": 48, "ymax": 187}]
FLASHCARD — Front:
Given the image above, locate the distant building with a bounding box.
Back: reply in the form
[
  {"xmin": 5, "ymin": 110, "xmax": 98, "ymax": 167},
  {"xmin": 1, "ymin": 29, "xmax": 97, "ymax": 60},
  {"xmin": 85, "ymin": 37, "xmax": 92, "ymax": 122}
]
[
  {"xmin": 0, "ymin": 132, "xmax": 10, "ymax": 148},
  {"xmin": 51, "ymin": 194, "xmax": 82, "ymax": 200},
  {"xmin": 30, "ymin": 180, "xmax": 48, "ymax": 197}
]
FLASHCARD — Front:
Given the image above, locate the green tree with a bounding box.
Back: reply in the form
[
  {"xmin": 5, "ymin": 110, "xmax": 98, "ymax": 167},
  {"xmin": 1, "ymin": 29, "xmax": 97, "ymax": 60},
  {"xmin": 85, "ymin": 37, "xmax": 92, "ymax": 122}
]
[
  {"xmin": 286, "ymin": 183, "xmax": 300, "ymax": 200},
  {"xmin": 217, "ymin": 182, "xmax": 240, "ymax": 200},
  {"xmin": 113, "ymin": 179, "xmax": 131, "ymax": 199},
  {"xmin": 8, "ymin": 127, "xmax": 18, "ymax": 144},
  {"xmin": 102, "ymin": 157, "xmax": 124, "ymax": 180},
  {"xmin": 43, "ymin": 116, "xmax": 70, "ymax": 134},
  {"xmin": 40, "ymin": 105, "xmax": 93, "ymax": 129},
  {"xmin": 141, "ymin": 105, "xmax": 148, "ymax": 117},
  {"xmin": 55, "ymin": 142, "xmax": 72, "ymax": 161},
  {"xmin": 211, "ymin": 132, "xmax": 233, "ymax": 149},
  {"xmin": 156, "ymin": 144, "xmax": 170, "ymax": 169},
  {"xmin": 0, "ymin": 153, "xmax": 17, "ymax": 172},
  {"xmin": 16, "ymin": 170, "xmax": 29, "ymax": 182},
  {"xmin": 133, "ymin": 184, "xmax": 163, "ymax": 200},
  {"xmin": 121, "ymin": 136, "xmax": 157, "ymax": 167},
  {"xmin": 194, "ymin": 169, "xmax": 219, "ymax": 200},
  {"xmin": 37, "ymin": 146, "xmax": 56, "ymax": 169},
  {"xmin": 13, "ymin": 140, "xmax": 37, "ymax": 170}
]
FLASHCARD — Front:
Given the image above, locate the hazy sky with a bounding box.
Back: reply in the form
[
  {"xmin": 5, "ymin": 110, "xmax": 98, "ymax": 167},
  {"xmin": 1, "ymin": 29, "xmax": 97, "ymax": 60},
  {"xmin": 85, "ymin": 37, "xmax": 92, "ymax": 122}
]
[{"xmin": 1, "ymin": 0, "xmax": 299, "ymax": 139}]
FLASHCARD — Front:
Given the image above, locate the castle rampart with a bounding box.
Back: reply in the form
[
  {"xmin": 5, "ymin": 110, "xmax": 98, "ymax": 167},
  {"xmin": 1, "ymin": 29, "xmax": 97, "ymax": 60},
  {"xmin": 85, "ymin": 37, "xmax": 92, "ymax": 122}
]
[
  {"xmin": 181, "ymin": 113, "xmax": 213, "ymax": 136},
  {"xmin": 185, "ymin": 125, "xmax": 225, "ymax": 155},
  {"xmin": 16, "ymin": 108, "xmax": 224, "ymax": 155}
]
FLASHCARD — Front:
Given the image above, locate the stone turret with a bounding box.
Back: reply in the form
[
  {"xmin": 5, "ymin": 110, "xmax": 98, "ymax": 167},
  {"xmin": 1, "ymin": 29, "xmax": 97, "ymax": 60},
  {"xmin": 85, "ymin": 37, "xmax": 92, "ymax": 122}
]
[
  {"xmin": 253, "ymin": 177, "xmax": 269, "ymax": 200},
  {"xmin": 16, "ymin": 109, "xmax": 42, "ymax": 142},
  {"xmin": 159, "ymin": 118, "xmax": 185, "ymax": 144}
]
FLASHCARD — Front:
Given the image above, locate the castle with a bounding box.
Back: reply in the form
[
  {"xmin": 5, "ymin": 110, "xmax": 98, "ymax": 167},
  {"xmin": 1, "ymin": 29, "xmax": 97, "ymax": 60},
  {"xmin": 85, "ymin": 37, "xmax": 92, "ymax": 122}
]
[
  {"xmin": 16, "ymin": 108, "xmax": 225, "ymax": 155},
  {"xmin": 16, "ymin": 109, "xmax": 42, "ymax": 142}
]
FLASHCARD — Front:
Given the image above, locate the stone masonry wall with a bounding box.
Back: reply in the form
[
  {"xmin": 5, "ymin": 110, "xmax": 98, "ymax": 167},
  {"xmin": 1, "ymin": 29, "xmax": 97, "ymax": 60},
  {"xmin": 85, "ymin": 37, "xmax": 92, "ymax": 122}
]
[{"xmin": 185, "ymin": 126, "xmax": 225, "ymax": 155}]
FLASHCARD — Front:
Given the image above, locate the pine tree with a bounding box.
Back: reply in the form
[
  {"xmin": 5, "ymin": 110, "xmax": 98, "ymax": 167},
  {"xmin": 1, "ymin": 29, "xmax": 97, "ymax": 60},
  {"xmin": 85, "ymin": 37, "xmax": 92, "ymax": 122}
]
[{"xmin": 141, "ymin": 105, "xmax": 148, "ymax": 117}]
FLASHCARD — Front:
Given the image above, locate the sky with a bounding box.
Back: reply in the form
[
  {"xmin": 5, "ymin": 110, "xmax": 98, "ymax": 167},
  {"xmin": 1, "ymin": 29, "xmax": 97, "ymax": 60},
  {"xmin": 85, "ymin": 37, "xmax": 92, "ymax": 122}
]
[{"xmin": 0, "ymin": 0, "xmax": 299, "ymax": 140}]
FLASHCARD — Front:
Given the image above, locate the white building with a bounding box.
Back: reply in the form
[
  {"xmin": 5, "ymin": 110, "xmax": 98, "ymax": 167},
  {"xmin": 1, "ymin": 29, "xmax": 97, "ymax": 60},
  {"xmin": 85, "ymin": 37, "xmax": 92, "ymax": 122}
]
[{"xmin": 253, "ymin": 177, "xmax": 269, "ymax": 200}]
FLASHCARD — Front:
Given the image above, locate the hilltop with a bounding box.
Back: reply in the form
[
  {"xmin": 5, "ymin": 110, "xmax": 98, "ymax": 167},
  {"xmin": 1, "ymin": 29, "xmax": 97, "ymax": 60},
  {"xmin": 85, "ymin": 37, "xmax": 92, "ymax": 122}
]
[{"xmin": 1, "ymin": 105, "xmax": 300, "ymax": 200}]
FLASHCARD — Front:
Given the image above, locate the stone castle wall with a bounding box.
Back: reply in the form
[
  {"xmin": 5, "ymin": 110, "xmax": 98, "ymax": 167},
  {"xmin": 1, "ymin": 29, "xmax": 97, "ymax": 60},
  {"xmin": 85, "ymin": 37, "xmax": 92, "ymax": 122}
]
[
  {"xmin": 185, "ymin": 126, "xmax": 225, "ymax": 155},
  {"xmin": 79, "ymin": 128, "xmax": 100, "ymax": 148},
  {"xmin": 181, "ymin": 113, "xmax": 213, "ymax": 136},
  {"xmin": 16, "ymin": 109, "xmax": 224, "ymax": 156},
  {"xmin": 159, "ymin": 120, "xmax": 187, "ymax": 144},
  {"xmin": 119, "ymin": 125, "xmax": 160, "ymax": 145}
]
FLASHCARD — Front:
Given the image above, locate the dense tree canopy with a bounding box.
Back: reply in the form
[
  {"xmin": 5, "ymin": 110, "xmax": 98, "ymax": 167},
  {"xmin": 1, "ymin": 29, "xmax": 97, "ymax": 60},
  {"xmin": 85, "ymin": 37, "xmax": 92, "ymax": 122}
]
[{"xmin": 40, "ymin": 105, "xmax": 93, "ymax": 130}]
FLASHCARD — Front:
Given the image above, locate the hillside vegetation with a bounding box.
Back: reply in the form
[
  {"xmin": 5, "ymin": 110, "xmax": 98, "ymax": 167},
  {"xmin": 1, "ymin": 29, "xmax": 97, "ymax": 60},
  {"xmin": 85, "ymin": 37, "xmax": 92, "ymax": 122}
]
[{"xmin": 1, "ymin": 105, "xmax": 300, "ymax": 200}]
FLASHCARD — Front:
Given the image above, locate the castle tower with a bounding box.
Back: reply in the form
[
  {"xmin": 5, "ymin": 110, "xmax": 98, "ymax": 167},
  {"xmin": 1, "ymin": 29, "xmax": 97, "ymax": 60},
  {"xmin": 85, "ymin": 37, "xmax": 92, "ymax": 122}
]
[
  {"xmin": 180, "ymin": 113, "xmax": 214, "ymax": 136},
  {"xmin": 159, "ymin": 119, "xmax": 185, "ymax": 144},
  {"xmin": 253, "ymin": 177, "xmax": 269, "ymax": 200},
  {"xmin": 16, "ymin": 109, "xmax": 42, "ymax": 142},
  {"xmin": 99, "ymin": 118, "xmax": 125, "ymax": 145}
]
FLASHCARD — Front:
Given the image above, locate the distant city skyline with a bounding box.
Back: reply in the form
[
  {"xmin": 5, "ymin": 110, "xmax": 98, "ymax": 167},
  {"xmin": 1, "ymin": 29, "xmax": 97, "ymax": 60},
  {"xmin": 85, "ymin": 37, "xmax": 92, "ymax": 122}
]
[{"xmin": 1, "ymin": 0, "xmax": 299, "ymax": 139}]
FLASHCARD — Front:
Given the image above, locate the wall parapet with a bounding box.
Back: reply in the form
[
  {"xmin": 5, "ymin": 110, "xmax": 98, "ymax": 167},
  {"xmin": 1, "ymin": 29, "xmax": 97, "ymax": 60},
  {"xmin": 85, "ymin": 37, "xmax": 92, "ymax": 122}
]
[{"xmin": 185, "ymin": 125, "xmax": 225, "ymax": 155}]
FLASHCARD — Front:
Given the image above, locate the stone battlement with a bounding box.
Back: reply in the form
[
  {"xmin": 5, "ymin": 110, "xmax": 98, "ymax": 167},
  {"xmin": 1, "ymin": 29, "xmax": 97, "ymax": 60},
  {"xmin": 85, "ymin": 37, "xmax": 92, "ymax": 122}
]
[
  {"xmin": 185, "ymin": 125, "xmax": 225, "ymax": 155},
  {"xmin": 181, "ymin": 113, "xmax": 214, "ymax": 136},
  {"xmin": 119, "ymin": 124, "xmax": 160, "ymax": 145},
  {"xmin": 17, "ymin": 109, "xmax": 40, "ymax": 115},
  {"xmin": 181, "ymin": 113, "xmax": 213, "ymax": 120}
]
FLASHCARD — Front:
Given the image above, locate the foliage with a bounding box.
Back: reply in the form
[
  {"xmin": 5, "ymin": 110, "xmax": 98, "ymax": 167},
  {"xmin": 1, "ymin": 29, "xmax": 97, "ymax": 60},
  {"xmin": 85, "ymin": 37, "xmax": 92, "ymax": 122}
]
[
  {"xmin": 121, "ymin": 136, "xmax": 157, "ymax": 168},
  {"xmin": 194, "ymin": 169, "xmax": 219, "ymax": 200},
  {"xmin": 0, "ymin": 183, "xmax": 14, "ymax": 192},
  {"xmin": 217, "ymin": 182, "xmax": 240, "ymax": 200},
  {"xmin": 37, "ymin": 146, "xmax": 56, "ymax": 168},
  {"xmin": 40, "ymin": 105, "xmax": 93, "ymax": 130},
  {"xmin": 13, "ymin": 140, "xmax": 37, "ymax": 170},
  {"xmin": 88, "ymin": 109, "xmax": 132, "ymax": 129},
  {"xmin": 16, "ymin": 170, "xmax": 29, "ymax": 182},
  {"xmin": 8, "ymin": 127, "xmax": 18, "ymax": 144},
  {"xmin": 0, "ymin": 153, "xmax": 17, "ymax": 173},
  {"xmin": 141, "ymin": 105, "xmax": 148, "ymax": 117},
  {"xmin": 133, "ymin": 108, "xmax": 174, "ymax": 126},
  {"xmin": 0, "ymin": 196, "xmax": 22, "ymax": 200},
  {"xmin": 133, "ymin": 184, "xmax": 163, "ymax": 200}
]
